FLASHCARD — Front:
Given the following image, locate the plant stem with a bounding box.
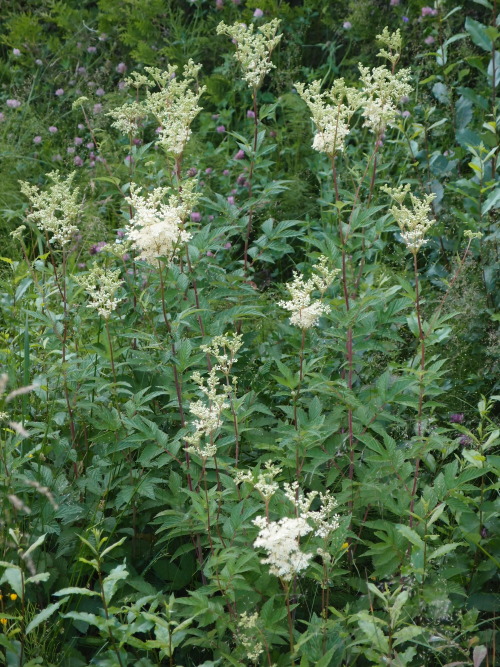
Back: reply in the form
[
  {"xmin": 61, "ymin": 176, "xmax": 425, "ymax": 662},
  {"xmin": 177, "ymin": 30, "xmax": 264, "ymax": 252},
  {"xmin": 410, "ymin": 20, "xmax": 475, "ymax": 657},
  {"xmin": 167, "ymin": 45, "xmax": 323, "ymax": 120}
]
[
  {"xmin": 409, "ymin": 251, "xmax": 425, "ymax": 527},
  {"xmin": 283, "ymin": 581, "xmax": 295, "ymax": 665}
]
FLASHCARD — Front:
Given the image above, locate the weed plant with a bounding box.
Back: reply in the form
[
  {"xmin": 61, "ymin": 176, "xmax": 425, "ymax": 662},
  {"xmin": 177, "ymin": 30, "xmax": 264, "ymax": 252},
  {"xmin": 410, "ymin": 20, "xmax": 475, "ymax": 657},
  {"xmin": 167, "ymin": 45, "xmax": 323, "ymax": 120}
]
[{"xmin": 0, "ymin": 1, "xmax": 499, "ymax": 666}]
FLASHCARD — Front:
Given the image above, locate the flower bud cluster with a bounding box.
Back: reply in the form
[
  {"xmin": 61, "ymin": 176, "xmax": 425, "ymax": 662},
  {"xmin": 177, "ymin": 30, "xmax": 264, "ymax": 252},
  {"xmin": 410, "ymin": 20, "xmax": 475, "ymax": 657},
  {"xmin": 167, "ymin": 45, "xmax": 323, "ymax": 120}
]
[
  {"xmin": 278, "ymin": 256, "xmax": 338, "ymax": 329},
  {"xmin": 237, "ymin": 612, "xmax": 264, "ymax": 664},
  {"xmin": 235, "ymin": 461, "xmax": 282, "ymax": 500},
  {"xmin": 75, "ymin": 264, "xmax": 122, "ymax": 319},
  {"xmin": 200, "ymin": 332, "xmax": 243, "ymax": 375},
  {"xmin": 185, "ymin": 368, "xmax": 229, "ymax": 458},
  {"xmin": 19, "ymin": 172, "xmax": 81, "ymax": 247},
  {"xmin": 217, "ymin": 19, "xmax": 282, "ymax": 89},
  {"xmin": 382, "ymin": 184, "xmax": 436, "ymax": 253}
]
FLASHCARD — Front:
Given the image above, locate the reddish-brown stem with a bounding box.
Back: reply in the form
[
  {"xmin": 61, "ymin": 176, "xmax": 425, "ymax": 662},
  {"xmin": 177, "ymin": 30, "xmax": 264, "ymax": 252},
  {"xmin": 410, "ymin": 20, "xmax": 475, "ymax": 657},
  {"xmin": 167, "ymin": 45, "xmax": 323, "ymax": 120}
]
[{"xmin": 243, "ymin": 89, "xmax": 259, "ymax": 274}]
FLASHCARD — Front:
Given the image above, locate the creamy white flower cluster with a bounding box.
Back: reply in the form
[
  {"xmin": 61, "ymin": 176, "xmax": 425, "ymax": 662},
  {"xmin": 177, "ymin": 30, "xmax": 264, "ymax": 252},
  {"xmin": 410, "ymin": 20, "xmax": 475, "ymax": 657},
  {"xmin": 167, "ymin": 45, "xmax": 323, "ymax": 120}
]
[
  {"xmin": 359, "ymin": 27, "xmax": 411, "ymax": 134},
  {"xmin": 126, "ymin": 181, "xmax": 198, "ymax": 265},
  {"xmin": 284, "ymin": 482, "xmax": 340, "ymax": 539},
  {"xmin": 253, "ymin": 514, "xmax": 313, "ymax": 581},
  {"xmin": 237, "ymin": 612, "xmax": 264, "ymax": 665},
  {"xmin": 295, "ymin": 78, "xmax": 364, "ymax": 156},
  {"xmin": 359, "ymin": 63, "xmax": 412, "ymax": 135},
  {"xmin": 252, "ymin": 481, "xmax": 339, "ymax": 581},
  {"xmin": 235, "ymin": 461, "xmax": 282, "ymax": 500},
  {"xmin": 19, "ymin": 172, "xmax": 81, "ymax": 247},
  {"xmin": 185, "ymin": 369, "xmax": 229, "ymax": 458},
  {"xmin": 75, "ymin": 264, "xmax": 122, "ymax": 319},
  {"xmin": 107, "ymin": 100, "xmax": 146, "ymax": 135},
  {"xmin": 278, "ymin": 256, "xmax": 339, "ymax": 329},
  {"xmin": 115, "ymin": 61, "xmax": 205, "ymax": 157},
  {"xmin": 382, "ymin": 184, "xmax": 436, "ymax": 253},
  {"xmin": 217, "ymin": 19, "xmax": 282, "ymax": 89}
]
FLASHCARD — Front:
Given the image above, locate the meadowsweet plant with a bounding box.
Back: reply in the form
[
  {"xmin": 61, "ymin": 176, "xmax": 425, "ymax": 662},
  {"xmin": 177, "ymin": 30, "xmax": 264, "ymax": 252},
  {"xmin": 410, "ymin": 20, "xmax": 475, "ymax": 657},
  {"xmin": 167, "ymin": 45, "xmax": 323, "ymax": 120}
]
[
  {"xmin": 19, "ymin": 171, "xmax": 81, "ymax": 247},
  {"xmin": 216, "ymin": 19, "xmax": 282, "ymax": 90},
  {"xmin": 124, "ymin": 61, "xmax": 205, "ymax": 160},
  {"xmin": 75, "ymin": 264, "xmax": 122, "ymax": 319},
  {"xmin": 125, "ymin": 183, "xmax": 196, "ymax": 265},
  {"xmin": 0, "ymin": 4, "xmax": 498, "ymax": 667},
  {"xmin": 382, "ymin": 184, "xmax": 436, "ymax": 253},
  {"xmin": 185, "ymin": 368, "xmax": 229, "ymax": 459},
  {"xmin": 296, "ymin": 79, "xmax": 365, "ymax": 156},
  {"xmin": 278, "ymin": 256, "xmax": 339, "ymax": 330}
]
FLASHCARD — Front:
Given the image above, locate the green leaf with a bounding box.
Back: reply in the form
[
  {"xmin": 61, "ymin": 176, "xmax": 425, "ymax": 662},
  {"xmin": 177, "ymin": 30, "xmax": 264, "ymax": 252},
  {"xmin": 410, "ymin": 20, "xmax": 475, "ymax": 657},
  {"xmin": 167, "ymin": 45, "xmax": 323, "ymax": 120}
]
[
  {"xmin": 392, "ymin": 625, "xmax": 423, "ymax": 647},
  {"xmin": 102, "ymin": 562, "xmax": 128, "ymax": 605},
  {"xmin": 0, "ymin": 567, "xmax": 23, "ymax": 597},
  {"xmin": 22, "ymin": 534, "xmax": 46, "ymax": 560},
  {"xmin": 427, "ymin": 543, "xmax": 461, "ymax": 561},
  {"xmin": 482, "ymin": 188, "xmax": 500, "ymax": 214},
  {"xmin": 26, "ymin": 597, "xmax": 69, "ymax": 634},
  {"xmin": 396, "ymin": 525, "xmax": 424, "ymax": 549},
  {"xmin": 53, "ymin": 587, "xmax": 99, "ymax": 597},
  {"xmin": 465, "ymin": 17, "xmax": 493, "ymax": 51}
]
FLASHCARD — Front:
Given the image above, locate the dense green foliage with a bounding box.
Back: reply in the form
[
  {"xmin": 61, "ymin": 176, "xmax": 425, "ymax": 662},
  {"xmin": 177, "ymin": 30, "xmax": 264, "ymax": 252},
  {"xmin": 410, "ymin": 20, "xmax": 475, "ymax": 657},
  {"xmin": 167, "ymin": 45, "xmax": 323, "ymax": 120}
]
[{"xmin": 0, "ymin": 1, "xmax": 499, "ymax": 666}]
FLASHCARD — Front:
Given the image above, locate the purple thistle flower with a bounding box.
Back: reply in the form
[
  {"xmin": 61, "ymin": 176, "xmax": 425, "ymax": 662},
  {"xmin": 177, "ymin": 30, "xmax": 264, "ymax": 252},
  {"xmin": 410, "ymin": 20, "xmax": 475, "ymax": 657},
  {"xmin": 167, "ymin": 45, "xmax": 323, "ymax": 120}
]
[
  {"xmin": 87, "ymin": 46, "xmax": 97, "ymax": 53},
  {"xmin": 116, "ymin": 62, "xmax": 127, "ymax": 74},
  {"xmin": 48, "ymin": 125, "xmax": 58, "ymax": 133},
  {"xmin": 74, "ymin": 156, "xmax": 84, "ymax": 167},
  {"xmin": 234, "ymin": 149, "xmax": 245, "ymax": 160},
  {"xmin": 95, "ymin": 87, "xmax": 105, "ymax": 96},
  {"xmin": 55, "ymin": 88, "xmax": 64, "ymax": 96},
  {"xmin": 33, "ymin": 136, "xmax": 42, "ymax": 144},
  {"xmin": 227, "ymin": 195, "xmax": 236, "ymax": 205},
  {"xmin": 247, "ymin": 109, "xmax": 256, "ymax": 118},
  {"xmin": 216, "ymin": 125, "xmax": 226, "ymax": 133},
  {"xmin": 13, "ymin": 48, "xmax": 21, "ymax": 56},
  {"xmin": 6, "ymin": 99, "xmax": 21, "ymax": 108},
  {"xmin": 190, "ymin": 212, "xmax": 202, "ymax": 222},
  {"xmin": 253, "ymin": 8, "xmax": 264, "ymax": 17},
  {"xmin": 450, "ymin": 413, "xmax": 465, "ymax": 424}
]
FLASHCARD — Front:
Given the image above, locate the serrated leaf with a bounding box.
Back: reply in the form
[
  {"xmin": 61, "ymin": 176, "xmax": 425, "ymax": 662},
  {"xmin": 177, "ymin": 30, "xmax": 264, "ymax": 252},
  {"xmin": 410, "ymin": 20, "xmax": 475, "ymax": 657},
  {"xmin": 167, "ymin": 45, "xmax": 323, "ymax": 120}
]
[
  {"xmin": 26, "ymin": 597, "xmax": 69, "ymax": 634},
  {"xmin": 428, "ymin": 543, "xmax": 461, "ymax": 561},
  {"xmin": 396, "ymin": 525, "xmax": 424, "ymax": 548},
  {"xmin": 53, "ymin": 587, "xmax": 99, "ymax": 597}
]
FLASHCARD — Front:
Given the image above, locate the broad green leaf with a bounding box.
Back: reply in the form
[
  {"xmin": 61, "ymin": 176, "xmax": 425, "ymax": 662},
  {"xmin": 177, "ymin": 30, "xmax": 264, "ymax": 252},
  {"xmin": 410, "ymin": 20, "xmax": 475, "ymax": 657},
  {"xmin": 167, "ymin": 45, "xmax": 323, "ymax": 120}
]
[
  {"xmin": 465, "ymin": 17, "xmax": 493, "ymax": 51},
  {"xmin": 396, "ymin": 525, "xmax": 424, "ymax": 549}
]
